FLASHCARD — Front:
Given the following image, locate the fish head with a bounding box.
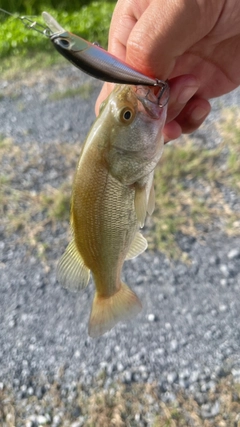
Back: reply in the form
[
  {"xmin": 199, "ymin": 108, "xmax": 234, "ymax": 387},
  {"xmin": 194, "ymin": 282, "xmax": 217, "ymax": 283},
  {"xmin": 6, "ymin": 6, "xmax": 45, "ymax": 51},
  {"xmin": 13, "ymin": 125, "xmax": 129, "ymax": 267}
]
[{"xmin": 101, "ymin": 84, "xmax": 168, "ymax": 185}]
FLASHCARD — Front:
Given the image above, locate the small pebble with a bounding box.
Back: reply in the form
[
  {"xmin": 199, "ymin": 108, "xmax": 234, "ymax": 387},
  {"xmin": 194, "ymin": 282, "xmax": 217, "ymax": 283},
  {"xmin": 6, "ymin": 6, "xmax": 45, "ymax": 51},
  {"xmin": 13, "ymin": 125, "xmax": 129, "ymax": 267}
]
[
  {"xmin": 170, "ymin": 340, "xmax": 178, "ymax": 352},
  {"xmin": 71, "ymin": 421, "xmax": 84, "ymax": 427},
  {"xmin": 220, "ymin": 265, "xmax": 229, "ymax": 277},
  {"xmin": 135, "ymin": 413, "xmax": 141, "ymax": 422},
  {"xmin": 167, "ymin": 372, "xmax": 178, "ymax": 384},
  {"xmin": 37, "ymin": 415, "xmax": 51, "ymax": 425},
  {"xmin": 147, "ymin": 314, "xmax": 156, "ymax": 322},
  {"xmin": 228, "ymin": 249, "xmax": 240, "ymax": 259},
  {"xmin": 220, "ymin": 278, "xmax": 228, "ymax": 286}
]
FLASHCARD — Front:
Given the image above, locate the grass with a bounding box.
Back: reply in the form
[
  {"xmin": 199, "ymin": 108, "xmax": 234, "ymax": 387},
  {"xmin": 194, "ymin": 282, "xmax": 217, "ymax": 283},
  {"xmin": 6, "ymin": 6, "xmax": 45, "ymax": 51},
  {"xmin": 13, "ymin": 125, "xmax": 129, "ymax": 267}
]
[
  {"xmin": 40, "ymin": 184, "xmax": 71, "ymax": 221},
  {"xmin": 0, "ymin": 51, "xmax": 62, "ymax": 80},
  {"xmin": 49, "ymin": 81, "xmax": 94, "ymax": 101},
  {"xmin": 1, "ymin": 375, "xmax": 240, "ymax": 426},
  {"xmin": 219, "ymin": 107, "xmax": 240, "ymax": 189}
]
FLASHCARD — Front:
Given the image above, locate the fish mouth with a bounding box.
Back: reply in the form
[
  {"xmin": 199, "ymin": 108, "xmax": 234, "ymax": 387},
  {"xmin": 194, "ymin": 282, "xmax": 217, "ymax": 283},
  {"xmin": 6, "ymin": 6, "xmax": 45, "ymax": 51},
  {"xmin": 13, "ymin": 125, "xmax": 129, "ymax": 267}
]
[{"xmin": 134, "ymin": 84, "xmax": 169, "ymax": 119}]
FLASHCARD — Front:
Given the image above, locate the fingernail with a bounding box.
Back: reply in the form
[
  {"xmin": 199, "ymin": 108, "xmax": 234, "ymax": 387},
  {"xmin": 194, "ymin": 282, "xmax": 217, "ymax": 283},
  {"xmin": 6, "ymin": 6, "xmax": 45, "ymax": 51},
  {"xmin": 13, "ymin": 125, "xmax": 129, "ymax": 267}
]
[
  {"xmin": 178, "ymin": 86, "xmax": 198, "ymax": 104},
  {"xmin": 191, "ymin": 106, "xmax": 209, "ymax": 121}
]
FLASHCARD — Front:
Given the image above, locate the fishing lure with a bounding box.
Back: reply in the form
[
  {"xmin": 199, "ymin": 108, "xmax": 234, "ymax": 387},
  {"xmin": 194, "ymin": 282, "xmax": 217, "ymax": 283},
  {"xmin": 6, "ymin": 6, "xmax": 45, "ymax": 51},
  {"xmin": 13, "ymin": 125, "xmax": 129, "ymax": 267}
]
[{"xmin": 0, "ymin": 9, "xmax": 169, "ymax": 105}]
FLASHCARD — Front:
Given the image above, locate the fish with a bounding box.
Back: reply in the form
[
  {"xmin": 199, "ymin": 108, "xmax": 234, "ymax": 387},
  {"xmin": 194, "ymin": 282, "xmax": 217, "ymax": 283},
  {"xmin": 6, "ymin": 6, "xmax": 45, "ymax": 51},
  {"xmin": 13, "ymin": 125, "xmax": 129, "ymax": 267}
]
[{"xmin": 57, "ymin": 84, "xmax": 167, "ymax": 338}]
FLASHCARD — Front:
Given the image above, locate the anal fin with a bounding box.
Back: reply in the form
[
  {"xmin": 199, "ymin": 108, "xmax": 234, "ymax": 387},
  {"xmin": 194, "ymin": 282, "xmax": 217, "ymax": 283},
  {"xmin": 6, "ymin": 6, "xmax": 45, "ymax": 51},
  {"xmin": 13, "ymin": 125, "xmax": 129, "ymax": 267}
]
[
  {"xmin": 125, "ymin": 232, "xmax": 148, "ymax": 260},
  {"xmin": 57, "ymin": 240, "xmax": 90, "ymax": 292}
]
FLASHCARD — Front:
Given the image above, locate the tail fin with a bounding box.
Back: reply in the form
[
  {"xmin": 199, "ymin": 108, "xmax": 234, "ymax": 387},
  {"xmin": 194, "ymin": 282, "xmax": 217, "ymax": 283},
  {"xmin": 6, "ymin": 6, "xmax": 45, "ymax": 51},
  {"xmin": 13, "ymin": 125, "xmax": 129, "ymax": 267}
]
[{"xmin": 88, "ymin": 282, "xmax": 142, "ymax": 338}]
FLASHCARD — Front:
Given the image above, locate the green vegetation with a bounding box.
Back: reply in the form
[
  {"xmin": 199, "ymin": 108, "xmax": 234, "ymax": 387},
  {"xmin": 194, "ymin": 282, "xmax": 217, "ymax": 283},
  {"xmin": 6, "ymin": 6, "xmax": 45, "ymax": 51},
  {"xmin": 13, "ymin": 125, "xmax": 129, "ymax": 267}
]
[
  {"xmin": 0, "ymin": 2, "xmax": 115, "ymax": 61},
  {"xmin": 0, "ymin": 0, "xmax": 108, "ymax": 14}
]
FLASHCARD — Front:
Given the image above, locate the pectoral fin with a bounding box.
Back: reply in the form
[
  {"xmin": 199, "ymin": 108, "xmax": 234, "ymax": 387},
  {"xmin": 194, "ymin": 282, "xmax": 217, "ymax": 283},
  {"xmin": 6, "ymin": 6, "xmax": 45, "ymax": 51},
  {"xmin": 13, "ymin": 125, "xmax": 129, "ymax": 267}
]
[
  {"xmin": 125, "ymin": 232, "xmax": 148, "ymax": 260},
  {"xmin": 134, "ymin": 186, "xmax": 147, "ymax": 228},
  {"xmin": 147, "ymin": 181, "xmax": 155, "ymax": 215},
  {"xmin": 57, "ymin": 240, "xmax": 90, "ymax": 291}
]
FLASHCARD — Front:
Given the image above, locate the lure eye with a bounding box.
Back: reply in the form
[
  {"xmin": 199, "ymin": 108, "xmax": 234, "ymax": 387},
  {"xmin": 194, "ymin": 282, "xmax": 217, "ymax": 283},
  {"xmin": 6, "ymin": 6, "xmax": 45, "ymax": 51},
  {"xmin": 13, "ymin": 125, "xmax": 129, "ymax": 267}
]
[
  {"xmin": 119, "ymin": 107, "xmax": 135, "ymax": 124},
  {"xmin": 58, "ymin": 38, "xmax": 70, "ymax": 49}
]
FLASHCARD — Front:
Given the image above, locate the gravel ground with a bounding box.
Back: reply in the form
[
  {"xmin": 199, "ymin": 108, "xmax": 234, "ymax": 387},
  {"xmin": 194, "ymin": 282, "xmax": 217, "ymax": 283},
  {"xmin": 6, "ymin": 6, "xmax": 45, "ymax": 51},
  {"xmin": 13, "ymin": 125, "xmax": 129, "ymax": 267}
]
[{"xmin": 1, "ymin": 64, "xmax": 240, "ymax": 425}]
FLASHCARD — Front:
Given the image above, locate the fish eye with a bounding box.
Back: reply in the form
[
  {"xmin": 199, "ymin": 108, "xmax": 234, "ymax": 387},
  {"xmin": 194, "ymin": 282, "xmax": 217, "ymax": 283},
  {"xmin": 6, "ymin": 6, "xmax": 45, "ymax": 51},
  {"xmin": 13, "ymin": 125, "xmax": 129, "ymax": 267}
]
[
  {"xmin": 123, "ymin": 110, "xmax": 131, "ymax": 120},
  {"xmin": 119, "ymin": 107, "xmax": 135, "ymax": 124}
]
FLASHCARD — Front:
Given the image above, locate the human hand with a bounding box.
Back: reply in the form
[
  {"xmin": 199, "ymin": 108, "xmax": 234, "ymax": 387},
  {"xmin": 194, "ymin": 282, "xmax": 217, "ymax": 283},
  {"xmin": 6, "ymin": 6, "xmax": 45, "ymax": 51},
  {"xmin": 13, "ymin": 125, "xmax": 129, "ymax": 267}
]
[{"xmin": 96, "ymin": 0, "xmax": 240, "ymax": 141}]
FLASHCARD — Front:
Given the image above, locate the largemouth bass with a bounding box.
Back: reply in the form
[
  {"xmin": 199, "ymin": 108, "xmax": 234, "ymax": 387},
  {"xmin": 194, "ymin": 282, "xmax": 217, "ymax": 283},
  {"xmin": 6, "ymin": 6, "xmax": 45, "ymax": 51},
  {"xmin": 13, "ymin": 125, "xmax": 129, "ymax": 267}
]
[{"xmin": 57, "ymin": 85, "xmax": 167, "ymax": 338}]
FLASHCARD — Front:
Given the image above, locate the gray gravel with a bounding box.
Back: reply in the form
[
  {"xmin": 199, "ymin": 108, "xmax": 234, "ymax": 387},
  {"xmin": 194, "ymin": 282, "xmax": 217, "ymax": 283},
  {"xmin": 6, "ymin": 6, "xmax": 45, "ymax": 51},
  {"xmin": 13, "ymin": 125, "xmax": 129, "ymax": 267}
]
[{"xmin": 1, "ymin": 64, "xmax": 240, "ymax": 419}]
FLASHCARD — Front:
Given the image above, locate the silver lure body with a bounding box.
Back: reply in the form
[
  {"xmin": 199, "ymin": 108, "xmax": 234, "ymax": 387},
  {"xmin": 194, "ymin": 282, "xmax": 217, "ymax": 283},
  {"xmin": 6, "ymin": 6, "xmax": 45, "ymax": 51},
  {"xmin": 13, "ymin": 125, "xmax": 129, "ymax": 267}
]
[{"xmin": 41, "ymin": 12, "xmax": 167, "ymax": 89}]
